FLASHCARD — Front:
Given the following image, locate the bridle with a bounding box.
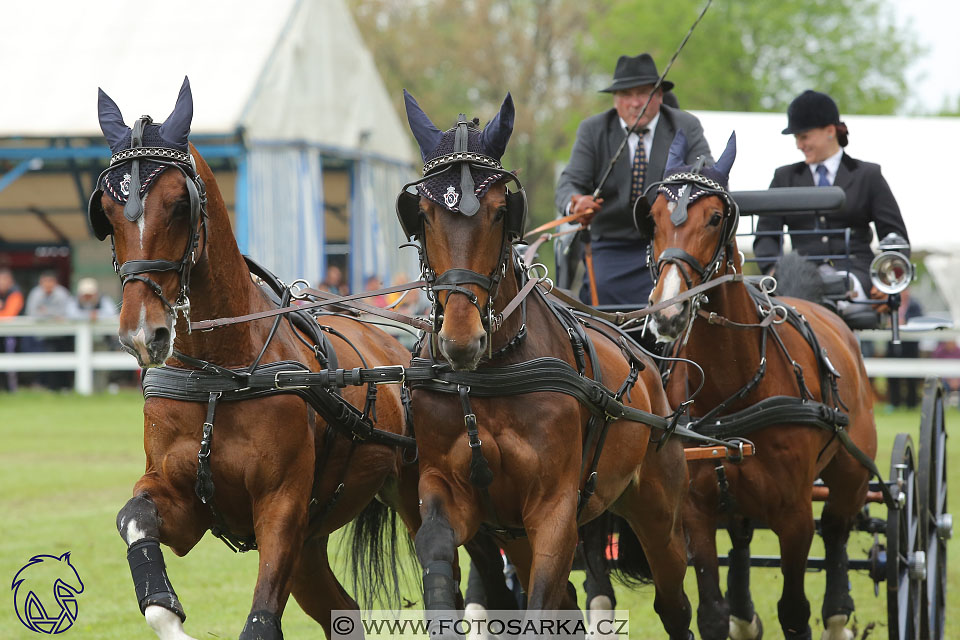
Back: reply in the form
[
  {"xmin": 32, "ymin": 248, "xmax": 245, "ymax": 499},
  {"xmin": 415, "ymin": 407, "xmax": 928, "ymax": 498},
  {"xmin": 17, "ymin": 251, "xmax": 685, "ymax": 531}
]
[
  {"xmin": 87, "ymin": 115, "xmax": 208, "ymax": 327},
  {"xmin": 396, "ymin": 115, "xmax": 527, "ymax": 342},
  {"xmin": 639, "ymin": 161, "xmax": 740, "ymax": 293}
]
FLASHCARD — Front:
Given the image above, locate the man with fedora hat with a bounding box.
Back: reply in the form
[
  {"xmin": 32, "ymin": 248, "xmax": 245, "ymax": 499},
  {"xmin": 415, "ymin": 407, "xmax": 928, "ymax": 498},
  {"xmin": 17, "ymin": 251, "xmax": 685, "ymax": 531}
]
[
  {"xmin": 754, "ymin": 89, "xmax": 909, "ymax": 305},
  {"xmin": 555, "ymin": 52, "xmax": 712, "ymax": 306}
]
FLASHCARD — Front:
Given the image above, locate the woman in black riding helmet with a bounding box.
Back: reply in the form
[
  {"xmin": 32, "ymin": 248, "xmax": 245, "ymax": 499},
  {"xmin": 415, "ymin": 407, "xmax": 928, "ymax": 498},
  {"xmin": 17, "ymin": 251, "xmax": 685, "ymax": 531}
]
[{"xmin": 753, "ymin": 89, "xmax": 910, "ymax": 306}]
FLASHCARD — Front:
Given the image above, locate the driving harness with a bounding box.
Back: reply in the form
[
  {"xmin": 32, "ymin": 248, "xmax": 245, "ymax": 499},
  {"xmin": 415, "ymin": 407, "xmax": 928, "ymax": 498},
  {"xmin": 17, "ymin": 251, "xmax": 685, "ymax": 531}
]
[
  {"xmin": 643, "ymin": 163, "xmax": 896, "ymax": 508},
  {"xmin": 395, "ymin": 130, "xmax": 746, "ymax": 537}
]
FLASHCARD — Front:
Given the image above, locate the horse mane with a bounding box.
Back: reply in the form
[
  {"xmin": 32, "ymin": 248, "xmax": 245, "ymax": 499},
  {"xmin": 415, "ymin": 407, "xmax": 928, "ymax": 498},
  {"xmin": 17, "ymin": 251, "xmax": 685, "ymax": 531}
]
[{"xmin": 771, "ymin": 252, "xmax": 826, "ymax": 303}]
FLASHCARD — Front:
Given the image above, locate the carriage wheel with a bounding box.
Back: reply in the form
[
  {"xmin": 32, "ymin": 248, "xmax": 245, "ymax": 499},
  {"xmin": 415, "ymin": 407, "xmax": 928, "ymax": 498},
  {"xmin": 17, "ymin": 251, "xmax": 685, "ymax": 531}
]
[
  {"xmin": 918, "ymin": 379, "xmax": 950, "ymax": 640},
  {"xmin": 886, "ymin": 433, "xmax": 923, "ymax": 640}
]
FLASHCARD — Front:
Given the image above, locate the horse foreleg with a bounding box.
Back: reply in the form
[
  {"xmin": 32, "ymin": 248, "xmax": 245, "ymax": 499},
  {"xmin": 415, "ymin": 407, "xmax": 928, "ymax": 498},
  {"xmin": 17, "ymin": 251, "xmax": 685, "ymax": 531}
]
[
  {"xmin": 289, "ymin": 536, "xmax": 357, "ymax": 638},
  {"xmin": 726, "ymin": 515, "xmax": 763, "ymax": 640},
  {"xmin": 239, "ymin": 495, "xmax": 309, "ymax": 640},
  {"xmin": 771, "ymin": 506, "xmax": 815, "ymax": 640},
  {"xmin": 683, "ymin": 498, "xmax": 728, "ymax": 640},
  {"xmin": 579, "ymin": 514, "xmax": 617, "ymax": 621},
  {"xmin": 817, "ymin": 459, "xmax": 866, "ymax": 640},
  {"xmin": 619, "ymin": 444, "xmax": 692, "ymax": 640},
  {"xmin": 117, "ymin": 489, "xmax": 204, "ymax": 640},
  {"xmin": 522, "ymin": 495, "xmax": 579, "ymax": 611}
]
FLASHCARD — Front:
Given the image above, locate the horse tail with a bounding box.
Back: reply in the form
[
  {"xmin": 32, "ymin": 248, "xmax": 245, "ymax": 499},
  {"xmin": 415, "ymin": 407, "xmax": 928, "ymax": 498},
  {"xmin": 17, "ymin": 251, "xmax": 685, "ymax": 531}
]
[
  {"xmin": 770, "ymin": 252, "xmax": 827, "ymax": 303},
  {"xmin": 348, "ymin": 497, "xmax": 414, "ymax": 608},
  {"xmin": 582, "ymin": 513, "xmax": 652, "ymax": 588}
]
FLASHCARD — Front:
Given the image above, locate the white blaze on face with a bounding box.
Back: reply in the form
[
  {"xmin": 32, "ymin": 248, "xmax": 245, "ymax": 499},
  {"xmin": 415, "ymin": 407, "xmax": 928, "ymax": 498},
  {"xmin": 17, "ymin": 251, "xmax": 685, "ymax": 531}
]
[
  {"xmin": 656, "ymin": 266, "xmax": 684, "ymax": 320},
  {"xmin": 137, "ymin": 193, "xmax": 148, "ymax": 249}
]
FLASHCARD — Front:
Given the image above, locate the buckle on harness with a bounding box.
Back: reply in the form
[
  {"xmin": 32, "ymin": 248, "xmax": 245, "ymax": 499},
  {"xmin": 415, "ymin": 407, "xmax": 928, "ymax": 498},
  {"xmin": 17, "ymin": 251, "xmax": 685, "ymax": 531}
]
[
  {"xmin": 274, "ymin": 371, "xmax": 309, "ymax": 389},
  {"xmin": 374, "ymin": 365, "xmax": 405, "ymax": 385}
]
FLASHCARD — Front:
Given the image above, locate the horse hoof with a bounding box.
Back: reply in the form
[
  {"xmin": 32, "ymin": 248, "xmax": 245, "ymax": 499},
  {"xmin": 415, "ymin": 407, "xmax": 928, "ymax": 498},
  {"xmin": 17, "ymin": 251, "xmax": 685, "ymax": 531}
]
[
  {"xmin": 820, "ymin": 614, "xmax": 854, "ymax": 640},
  {"xmin": 144, "ymin": 605, "xmax": 198, "ymax": 640},
  {"xmin": 587, "ymin": 594, "xmax": 616, "ymax": 637},
  {"xmin": 729, "ymin": 613, "xmax": 762, "ymax": 640},
  {"xmin": 464, "ymin": 603, "xmax": 492, "ymax": 640}
]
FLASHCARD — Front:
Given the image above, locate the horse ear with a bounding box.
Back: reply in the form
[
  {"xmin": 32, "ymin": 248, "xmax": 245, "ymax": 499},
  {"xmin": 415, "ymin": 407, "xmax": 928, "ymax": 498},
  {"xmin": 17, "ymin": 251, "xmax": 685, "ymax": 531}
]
[
  {"xmin": 665, "ymin": 129, "xmax": 688, "ymax": 174},
  {"xmin": 158, "ymin": 76, "xmax": 193, "ymax": 148},
  {"xmin": 98, "ymin": 88, "xmax": 131, "ymax": 150},
  {"xmin": 403, "ymin": 89, "xmax": 443, "ymax": 163},
  {"xmin": 713, "ymin": 131, "xmax": 737, "ymax": 179},
  {"xmin": 59, "ymin": 552, "xmax": 71, "ymax": 562},
  {"xmin": 480, "ymin": 92, "xmax": 514, "ymax": 160}
]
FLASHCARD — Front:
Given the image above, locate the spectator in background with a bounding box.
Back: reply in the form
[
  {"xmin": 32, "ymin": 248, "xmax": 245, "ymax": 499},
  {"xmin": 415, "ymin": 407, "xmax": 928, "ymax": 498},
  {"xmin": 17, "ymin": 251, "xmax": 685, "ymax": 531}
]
[
  {"xmin": 0, "ymin": 268, "xmax": 23, "ymax": 319},
  {"xmin": 26, "ymin": 271, "xmax": 75, "ymax": 320},
  {"xmin": 364, "ymin": 275, "xmax": 387, "ymax": 308},
  {"xmin": 0, "ymin": 267, "xmax": 24, "ymax": 391},
  {"xmin": 72, "ymin": 277, "xmax": 117, "ymax": 321},
  {"xmin": 318, "ymin": 265, "xmax": 345, "ymax": 295},
  {"xmin": 24, "ymin": 271, "xmax": 76, "ymax": 390},
  {"xmin": 885, "ymin": 289, "xmax": 924, "ymax": 409}
]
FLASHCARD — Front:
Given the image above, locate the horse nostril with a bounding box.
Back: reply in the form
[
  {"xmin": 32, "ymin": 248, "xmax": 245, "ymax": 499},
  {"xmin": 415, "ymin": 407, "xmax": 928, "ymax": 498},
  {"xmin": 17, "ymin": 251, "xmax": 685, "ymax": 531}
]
[{"xmin": 151, "ymin": 327, "xmax": 171, "ymax": 351}]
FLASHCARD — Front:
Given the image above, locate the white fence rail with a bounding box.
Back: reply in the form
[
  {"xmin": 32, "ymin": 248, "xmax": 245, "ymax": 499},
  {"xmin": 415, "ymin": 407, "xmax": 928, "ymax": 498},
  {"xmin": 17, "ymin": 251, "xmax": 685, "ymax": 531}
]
[
  {"xmin": 0, "ymin": 319, "xmax": 138, "ymax": 394},
  {"xmin": 0, "ymin": 319, "xmax": 958, "ymax": 396}
]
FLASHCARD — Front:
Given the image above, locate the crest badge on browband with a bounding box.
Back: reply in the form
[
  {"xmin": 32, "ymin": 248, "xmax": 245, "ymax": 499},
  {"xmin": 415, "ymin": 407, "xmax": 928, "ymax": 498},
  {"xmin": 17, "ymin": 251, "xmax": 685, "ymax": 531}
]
[
  {"xmin": 444, "ymin": 186, "xmax": 459, "ymax": 208},
  {"xmin": 120, "ymin": 174, "xmax": 131, "ymax": 196}
]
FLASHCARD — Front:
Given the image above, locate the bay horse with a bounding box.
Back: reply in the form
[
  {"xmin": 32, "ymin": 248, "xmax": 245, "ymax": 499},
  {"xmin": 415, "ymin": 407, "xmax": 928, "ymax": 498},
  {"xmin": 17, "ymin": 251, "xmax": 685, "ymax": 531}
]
[
  {"xmin": 397, "ymin": 91, "xmax": 694, "ymax": 638},
  {"xmin": 645, "ymin": 131, "xmax": 879, "ymax": 640},
  {"xmin": 88, "ymin": 78, "xmax": 417, "ymax": 640}
]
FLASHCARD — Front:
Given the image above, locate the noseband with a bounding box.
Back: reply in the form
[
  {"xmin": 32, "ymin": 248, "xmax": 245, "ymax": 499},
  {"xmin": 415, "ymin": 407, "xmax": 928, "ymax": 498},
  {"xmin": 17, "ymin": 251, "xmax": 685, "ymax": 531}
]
[{"xmin": 88, "ymin": 116, "xmax": 208, "ymax": 326}]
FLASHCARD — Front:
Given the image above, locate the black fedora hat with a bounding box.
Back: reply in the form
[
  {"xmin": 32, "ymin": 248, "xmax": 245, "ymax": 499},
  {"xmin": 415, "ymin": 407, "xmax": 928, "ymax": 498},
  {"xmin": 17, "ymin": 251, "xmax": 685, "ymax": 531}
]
[
  {"xmin": 782, "ymin": 90, "xmax": 841, "ymax": 134},
  {"xmin": 600, "ymin": 53, "xmax": 673, "ymax": 93}
]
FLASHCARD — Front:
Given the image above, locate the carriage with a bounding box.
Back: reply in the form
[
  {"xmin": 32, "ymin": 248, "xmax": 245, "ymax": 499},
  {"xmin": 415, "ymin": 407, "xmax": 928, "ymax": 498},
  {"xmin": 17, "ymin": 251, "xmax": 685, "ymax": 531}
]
[
  {"xmin": 532, "ymin": 180, "xmax": 951, "ymax": 640},
  {"xmin": 87, "ymin": 79, "xmax": 951, "ymax": 640}
]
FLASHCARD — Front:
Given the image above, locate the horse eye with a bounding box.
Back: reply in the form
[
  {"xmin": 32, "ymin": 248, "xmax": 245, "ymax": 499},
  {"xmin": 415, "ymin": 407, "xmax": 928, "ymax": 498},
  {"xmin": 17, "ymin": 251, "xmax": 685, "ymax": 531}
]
[
  {"xmin": 708, "ymin": 211, "xmax": 723, "ymax": 227},
  {"xmin": 494, "ymin": 206, "xmax": 507, "ymax": 222}
]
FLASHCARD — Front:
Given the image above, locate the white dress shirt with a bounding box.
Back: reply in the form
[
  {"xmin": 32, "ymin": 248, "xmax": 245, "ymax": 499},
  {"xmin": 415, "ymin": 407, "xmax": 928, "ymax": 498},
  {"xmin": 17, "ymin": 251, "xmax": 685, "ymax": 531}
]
[
  {"xmin": 808, "ymin": 147, "xmax": 843, "ymax": 185},
  {"xmin": 619, "ymin": 112, "xmax": 659, "ymax": 166}
]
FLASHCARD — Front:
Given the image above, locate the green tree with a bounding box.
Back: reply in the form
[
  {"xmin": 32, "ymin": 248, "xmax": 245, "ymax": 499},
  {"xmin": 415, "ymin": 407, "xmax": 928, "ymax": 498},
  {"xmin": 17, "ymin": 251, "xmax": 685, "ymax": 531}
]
[{"xmin": 349, "ymin": 0, "xmax": 919, "ymax": 233}]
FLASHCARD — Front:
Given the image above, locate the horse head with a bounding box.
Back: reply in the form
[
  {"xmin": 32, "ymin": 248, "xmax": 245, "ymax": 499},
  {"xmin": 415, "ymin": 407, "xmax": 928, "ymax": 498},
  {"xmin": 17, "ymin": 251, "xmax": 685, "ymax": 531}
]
[
  {"xmin": 646, "ymin": 130, "xmax": 738, "ymax": 341},
  {"xmin": 88, "ymin": 77, "xmax": 207, "ymax": 367},
  {"xmin": 398, "ymin": 91, "xmax": 525, "ymax": 370}
]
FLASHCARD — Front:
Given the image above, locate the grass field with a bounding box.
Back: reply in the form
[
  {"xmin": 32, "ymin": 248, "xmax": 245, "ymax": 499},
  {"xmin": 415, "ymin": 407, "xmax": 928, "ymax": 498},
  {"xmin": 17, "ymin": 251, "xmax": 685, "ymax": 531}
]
[{"xmin": 0, "ymin": 390, "xmax": 957, "ymax": 639}]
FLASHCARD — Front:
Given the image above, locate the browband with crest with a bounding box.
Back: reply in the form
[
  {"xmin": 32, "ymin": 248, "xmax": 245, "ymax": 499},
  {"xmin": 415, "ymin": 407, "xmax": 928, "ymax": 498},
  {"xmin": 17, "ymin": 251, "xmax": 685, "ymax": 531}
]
[
  {"xmin": 423, "ymin": 152, "xmax": 503, "ymax": 175},
  {"xmin": 110, "ymin": 146, "xmax": 193, "ymax": 167}
]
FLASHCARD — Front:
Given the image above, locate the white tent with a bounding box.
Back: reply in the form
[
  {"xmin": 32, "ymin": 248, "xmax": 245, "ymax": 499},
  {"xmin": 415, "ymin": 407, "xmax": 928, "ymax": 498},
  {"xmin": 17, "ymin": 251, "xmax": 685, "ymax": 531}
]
[{"xmin": 0, "ymin": 0, "xmax": 416, "ymax": 289}]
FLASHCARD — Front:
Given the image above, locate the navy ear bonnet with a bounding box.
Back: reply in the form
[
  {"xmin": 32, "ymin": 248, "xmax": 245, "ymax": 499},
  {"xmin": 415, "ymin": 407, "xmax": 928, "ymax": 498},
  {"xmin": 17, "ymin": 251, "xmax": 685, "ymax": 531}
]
[
  {"xmin": 397, "ymin": 90, "xmax": 527, "ymax": 241},
  {"xmin": 634, "ymin": 130, "xmax": 738, "ymax": 232},
  {"xmin": 100, "ymin": 122, "xmax": 186, "ymax": 206},
  {"xmin": 88, "ymin": 77, "xmax": 203, "ymax": 241},
  {"xmin": 417, "ymin": 120, "xmax": 506, "ymax": 214}
]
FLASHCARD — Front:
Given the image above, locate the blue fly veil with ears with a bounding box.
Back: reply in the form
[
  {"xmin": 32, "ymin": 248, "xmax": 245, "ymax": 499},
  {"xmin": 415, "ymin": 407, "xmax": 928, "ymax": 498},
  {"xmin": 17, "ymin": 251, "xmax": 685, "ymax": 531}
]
[
  {"xmin": 396, "ymin": 90, "xmax": 527, "ymax": 243},
  {"xmin": 86, "ymin": 77, "xmax": 208, "ymax": 322}
]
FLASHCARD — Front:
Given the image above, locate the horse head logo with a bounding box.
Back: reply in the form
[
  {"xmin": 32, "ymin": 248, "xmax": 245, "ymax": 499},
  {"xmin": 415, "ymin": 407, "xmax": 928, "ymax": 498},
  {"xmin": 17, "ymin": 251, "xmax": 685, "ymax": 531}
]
[{"xmin": 11, "ymin": 552, "xmax": 84, "ymax": 634}]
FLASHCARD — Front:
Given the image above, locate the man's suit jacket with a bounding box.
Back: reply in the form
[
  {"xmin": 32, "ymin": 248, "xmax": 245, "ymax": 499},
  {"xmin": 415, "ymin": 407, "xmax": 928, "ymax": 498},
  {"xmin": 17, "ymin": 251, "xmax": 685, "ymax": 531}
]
[
  {"xmin": 555, "ymin": 105, "xmax": 713, "ymax": 243},
  {"xmin": 753, "ymin": 153, "xmax": 909, "ymax": 289}
]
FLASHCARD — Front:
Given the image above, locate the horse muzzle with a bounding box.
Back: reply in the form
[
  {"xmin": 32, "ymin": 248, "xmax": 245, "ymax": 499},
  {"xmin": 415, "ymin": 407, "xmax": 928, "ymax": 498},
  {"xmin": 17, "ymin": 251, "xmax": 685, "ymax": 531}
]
[
  {"xmin": 120, "ymin": 322, "xmax": 174, "ymax": 368},
  {"xmin": 650, "ymin": 300, "xmax": 691, "ymax": 343},
  {"xmin": 437, "ymin": 330, "xmax": 487, "ymax": 371}
]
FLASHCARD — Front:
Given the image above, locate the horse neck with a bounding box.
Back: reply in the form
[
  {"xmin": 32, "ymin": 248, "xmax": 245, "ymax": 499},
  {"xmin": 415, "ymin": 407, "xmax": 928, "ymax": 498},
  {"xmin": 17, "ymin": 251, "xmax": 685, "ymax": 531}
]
[
  {"xmin": 678, "ymin": 256, "xmax": 765, "ymax": 401},
  {"xmin": 172, "ymin": 160, "xmax": 272, "ymax": 365}
]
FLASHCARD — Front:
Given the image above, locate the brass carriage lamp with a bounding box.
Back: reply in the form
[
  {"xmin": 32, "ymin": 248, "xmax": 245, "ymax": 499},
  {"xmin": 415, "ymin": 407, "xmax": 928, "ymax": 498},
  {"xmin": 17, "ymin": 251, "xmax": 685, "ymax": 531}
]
[{"xmin": 870, "ymin": 233, "xmax": 914, "ymax": 295}]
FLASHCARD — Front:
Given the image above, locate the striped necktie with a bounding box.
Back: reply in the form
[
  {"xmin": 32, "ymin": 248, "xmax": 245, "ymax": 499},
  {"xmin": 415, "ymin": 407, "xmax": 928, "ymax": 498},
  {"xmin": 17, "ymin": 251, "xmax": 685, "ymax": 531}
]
[
  {"xmin": 630, "ymin": 128, "xmax": 649, "ymax": 203},
  {"xmin": 816, "ymin": 163, "xmax": 830, "ymax": 187}
]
